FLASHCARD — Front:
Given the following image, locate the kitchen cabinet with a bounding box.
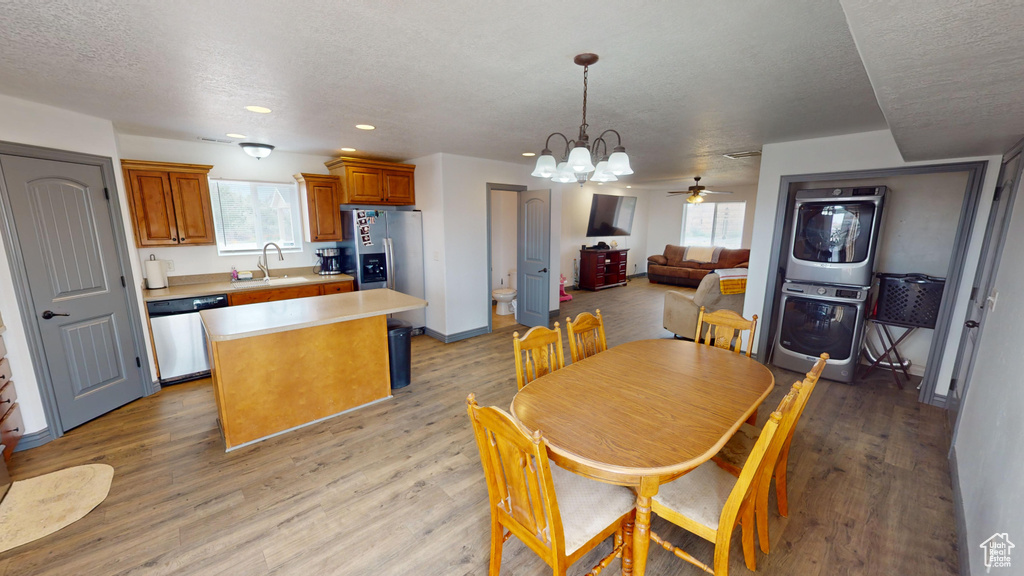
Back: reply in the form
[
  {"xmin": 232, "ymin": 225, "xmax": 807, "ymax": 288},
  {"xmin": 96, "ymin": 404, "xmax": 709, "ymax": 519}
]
[
  {"xmin": 325, "ymin": 157, "xmax": 416, "ymax": 205},
  {"xmin": 226, "ymin": 280, "xmax": 354, "ymax": 306},
  {"xmin": 295, "ymin": 174, "xmax": 343, "ymax": 241},
  {"xmin": 579, "ymin": 249, "xmax": 629, "ymax": 291},
  {"xmin": 121, "ymin": 160, "xmax": 216, "ymax": 247}
]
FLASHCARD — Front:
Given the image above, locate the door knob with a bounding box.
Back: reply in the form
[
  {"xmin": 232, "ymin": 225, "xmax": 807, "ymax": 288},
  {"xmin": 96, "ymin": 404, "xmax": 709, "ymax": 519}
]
[
  {"xmin": 41, "ymin": 310, "xmax": 70, "ymax": 320},
  {"xmin": 539, "ymin": 268, "xmax": 548, "ymax": 273}
]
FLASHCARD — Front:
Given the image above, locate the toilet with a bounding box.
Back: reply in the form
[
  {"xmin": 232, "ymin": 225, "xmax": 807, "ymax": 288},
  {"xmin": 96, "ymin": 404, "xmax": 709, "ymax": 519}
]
[{"xmin": 492, "ymin": 288, "xmax": 517, "ymax": 315}]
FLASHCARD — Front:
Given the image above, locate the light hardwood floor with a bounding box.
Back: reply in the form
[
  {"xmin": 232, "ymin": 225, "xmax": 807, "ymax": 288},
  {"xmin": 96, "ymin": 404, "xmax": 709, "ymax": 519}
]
[{"xmin": 0, "ymin": 279, "xmax": 959, "ymax": 575}]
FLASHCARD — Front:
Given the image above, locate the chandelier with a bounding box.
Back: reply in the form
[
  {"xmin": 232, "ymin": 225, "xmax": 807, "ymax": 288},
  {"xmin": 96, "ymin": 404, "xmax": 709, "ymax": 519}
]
[{"xmin": 531, "ymin": 53, "xmax": 633, "ymax": 185}]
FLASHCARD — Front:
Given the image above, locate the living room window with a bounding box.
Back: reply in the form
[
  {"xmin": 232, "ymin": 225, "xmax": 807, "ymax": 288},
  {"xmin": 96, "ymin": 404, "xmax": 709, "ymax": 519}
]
[
  {"xmin": 681, "ymin": 201, "xmax": 745, "ymax": 249},
  {"xmin": 210, "ymin": 179, "xmax": 302, "ymax": 254}
]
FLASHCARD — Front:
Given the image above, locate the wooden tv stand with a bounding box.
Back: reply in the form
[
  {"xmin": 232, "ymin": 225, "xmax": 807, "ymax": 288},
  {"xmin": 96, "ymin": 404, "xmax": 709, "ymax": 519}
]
[{"xmin": 579, "ymin": 248, "xmax": 629, "ymax": 291}]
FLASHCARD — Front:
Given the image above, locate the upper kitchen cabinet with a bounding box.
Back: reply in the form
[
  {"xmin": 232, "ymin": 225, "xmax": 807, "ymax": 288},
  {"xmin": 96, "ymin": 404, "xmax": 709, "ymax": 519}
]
[
  {"xmin": 325, "ymin": 157, "xmax": 416, "ymax": 206},
  {"xmin": 295, "ymin": 173, "xmax": 343, "ymax": 242},
  {"xmin": 121, "ymin": 160, "xmax": 216, "ymax": 247}
]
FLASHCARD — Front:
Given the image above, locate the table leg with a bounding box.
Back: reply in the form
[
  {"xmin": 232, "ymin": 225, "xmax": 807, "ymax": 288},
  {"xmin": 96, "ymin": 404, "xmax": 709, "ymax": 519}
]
[{"xmin": 631, "ymin": 477, "xmax": 659, "ymax": 576}]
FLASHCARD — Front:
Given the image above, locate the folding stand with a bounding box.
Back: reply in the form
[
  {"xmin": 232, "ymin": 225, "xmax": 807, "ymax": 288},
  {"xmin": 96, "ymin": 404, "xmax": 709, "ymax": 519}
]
[{"xmin": 861, "ymin": 319, "xmax": 916, "ymax": 389}]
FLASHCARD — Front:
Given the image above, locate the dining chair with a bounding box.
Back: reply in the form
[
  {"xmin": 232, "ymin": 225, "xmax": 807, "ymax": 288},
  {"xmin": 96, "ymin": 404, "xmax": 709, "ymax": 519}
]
[
  {"xmin": 466, "ymin": 395, "xmax": 637, "ymax": 576},
  {"xmin": 649, "ymin": 390, "xmax": 796, "ymax": 576},
  {"xmin": 565, "ymin": 309, "xmax": 608, "ymax": 363},
  {"xmin": 695, "ymin": 307, "xmax": 758, "ymax": 356},
  {"xmin": 513, "ymin": 323, "xmax": 566, "ymax": 390},
  {"xmin": 715, "ymin": 353, "xmax": 829, "ymax": 553}
]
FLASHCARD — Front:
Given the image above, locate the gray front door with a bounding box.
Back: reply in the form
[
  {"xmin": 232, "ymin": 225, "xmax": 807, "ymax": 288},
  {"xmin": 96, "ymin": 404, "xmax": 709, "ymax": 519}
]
[
  {"xmin": 0, "ymin": 154, "xmax": 145, "ymax": 430},
  {"xmin": 517, "ymin": 189, "xmax": 551, "ymax": 328}
]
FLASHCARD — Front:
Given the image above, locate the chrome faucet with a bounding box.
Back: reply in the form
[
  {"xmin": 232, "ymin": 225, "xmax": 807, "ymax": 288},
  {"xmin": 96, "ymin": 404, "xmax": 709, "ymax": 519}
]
[{"xmin": 258, "ymin": 242, "xmax": 284, "ymax": 279}]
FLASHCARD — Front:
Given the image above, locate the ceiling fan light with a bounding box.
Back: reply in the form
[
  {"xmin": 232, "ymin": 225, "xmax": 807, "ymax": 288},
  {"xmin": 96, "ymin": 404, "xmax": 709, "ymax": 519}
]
[
  {"xmin": 239, "ymin": 142, "xmax": 274, "ymax": 159},
  {"xmin": 567, "ymin": 146, "xmax": 595, "ymax": 173},
  {"xmin": 687, "ymin": 193, "xmax": 704, "ymax": 204},
  {"xmin": 531, "ymin": 153, "xmax": 558, "ymax": 178},
  {"xmin": 590, "ymin": 160, "xmax": 618, "ymax": 182},
  {"xmin": 607, "ymin": 150, "xmax": 633, "ymax": 175}
]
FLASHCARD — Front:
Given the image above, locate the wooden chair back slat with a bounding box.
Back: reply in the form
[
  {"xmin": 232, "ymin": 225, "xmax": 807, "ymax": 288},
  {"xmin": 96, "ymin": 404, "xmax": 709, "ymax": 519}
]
[
  {"xmin": 513, "ymin": 323, "xmax": 566, "ymax": 389},
  {"xmin": 696, "ymin": 307, "xmax": 758, "ymax": 356},
  {"xmin": 565, "ymin": 309, "xmax": 608, "ymax": 363},
  {"xmin": 468, "ymin": 397, "xmax": 563, "ymax": 553}
]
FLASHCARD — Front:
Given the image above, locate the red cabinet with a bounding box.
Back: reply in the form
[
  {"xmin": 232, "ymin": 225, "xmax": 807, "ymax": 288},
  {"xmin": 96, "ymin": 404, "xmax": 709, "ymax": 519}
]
[{"xmin": 579, "ymin": 249, "xmax": 629, "ymax": 291}]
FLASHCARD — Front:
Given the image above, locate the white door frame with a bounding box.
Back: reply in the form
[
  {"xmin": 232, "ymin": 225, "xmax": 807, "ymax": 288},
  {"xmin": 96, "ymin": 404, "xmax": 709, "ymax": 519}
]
[{"xmin": 485, "ymin": 183, "xmax": 528, "ymax": 333}]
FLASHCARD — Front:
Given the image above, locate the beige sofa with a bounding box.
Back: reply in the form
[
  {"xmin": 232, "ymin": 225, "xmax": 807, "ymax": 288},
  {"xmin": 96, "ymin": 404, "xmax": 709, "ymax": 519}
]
[{"xmin": 663, "ymin": 272, "xmax": 746, "ymax": 340}]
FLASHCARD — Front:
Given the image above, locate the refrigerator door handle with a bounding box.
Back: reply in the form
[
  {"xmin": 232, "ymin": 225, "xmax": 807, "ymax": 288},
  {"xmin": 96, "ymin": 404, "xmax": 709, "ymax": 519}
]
[{"xmin": 385, "ymin": 238, "xmax": 396, "ymax": 290}]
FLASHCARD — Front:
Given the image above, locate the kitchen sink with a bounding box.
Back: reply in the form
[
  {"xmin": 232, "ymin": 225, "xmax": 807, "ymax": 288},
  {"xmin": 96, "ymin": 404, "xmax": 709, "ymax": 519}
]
[{"xmin": 230, "ymin": 276, "xmax": 310, "ymax": 290}]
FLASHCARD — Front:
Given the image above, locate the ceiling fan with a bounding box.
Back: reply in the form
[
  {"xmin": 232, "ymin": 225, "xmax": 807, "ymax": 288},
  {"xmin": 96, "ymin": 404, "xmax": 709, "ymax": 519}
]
[{"xmin": 667, "ymin": 176, "xmax": 733, "ymax": 203}]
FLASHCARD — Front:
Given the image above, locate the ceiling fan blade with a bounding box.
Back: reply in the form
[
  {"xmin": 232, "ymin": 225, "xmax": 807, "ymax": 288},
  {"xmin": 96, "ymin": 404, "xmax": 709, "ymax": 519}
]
[
  {"xmin": 703, "ymin": 189, "xmax": 734, "ymax": 195},
  {"xmin": 666, "ymin": 190, "xmax": 689, "ymax": 195}
]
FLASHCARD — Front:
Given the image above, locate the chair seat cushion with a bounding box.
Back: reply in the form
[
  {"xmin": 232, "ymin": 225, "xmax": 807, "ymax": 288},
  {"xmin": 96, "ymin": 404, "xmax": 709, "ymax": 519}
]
[
  {"xmin": 652, "ymin": 461, "xmax": 738, "ymax": 531},
  {"xmin": 716, "ymin": 423, "xmax": 759, "ymax": 468},
  {"xmin": 550, "ymin": 462, "xmax": 636, "ymax": 555}
]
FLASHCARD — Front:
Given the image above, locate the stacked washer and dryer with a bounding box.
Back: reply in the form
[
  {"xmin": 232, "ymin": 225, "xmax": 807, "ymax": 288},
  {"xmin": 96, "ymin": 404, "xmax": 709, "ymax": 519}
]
[{"xmin": 773, "ymin": 186, "xmax": 887, "ymax": 382}]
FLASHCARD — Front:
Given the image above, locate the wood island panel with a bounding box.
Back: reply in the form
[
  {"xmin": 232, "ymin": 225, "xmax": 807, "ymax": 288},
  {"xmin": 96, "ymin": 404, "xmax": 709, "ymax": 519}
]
[{"xmin": 210, "ymin": 315, "xmax": 390, "ymax": 449}]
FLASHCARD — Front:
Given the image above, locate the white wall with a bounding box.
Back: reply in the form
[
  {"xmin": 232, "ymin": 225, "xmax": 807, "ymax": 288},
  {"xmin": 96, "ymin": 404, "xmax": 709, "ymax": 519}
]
[
  {"xmin": 490, "ymin": 190, "xmax": 518, "ymax": 290},
  {"xmin": 559, "ymin": 184, "xmax": 649, "ymax": 285},
  {"xmin": 794, "ymin": 172, "xmax": 969, "ymax": 375},
  {"xmin": 644, "ymin": 184, "xmax": 759, "ymax": 259},
  {"xmin": 748, "ymin": 129, "xmax": 1000, "ymax": 398},
  {"xmin": 412, "ymin": 154, "xmax": 447, "ymax": 334},
  {"xmin": 117, "ymin": 134, "xmax": 337, "ymax": 277},
  {"xmin": 953, "ymin": 174, "xmax": 1024, "ymax": 574},
  {"xmin": 0, "ymin": 94, "xmax": 151, "ymax": 433}
]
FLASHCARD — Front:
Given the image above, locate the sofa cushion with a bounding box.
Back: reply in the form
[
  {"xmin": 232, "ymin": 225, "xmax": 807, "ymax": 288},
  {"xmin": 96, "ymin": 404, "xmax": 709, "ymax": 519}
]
[
  {"xmin": 649, "ymin": 264, "xmax": 690, "ymax": 279},
  {"xmin": 716, "ymin": 249, "xmax": 750, "ymax": 269},
  {"xmin": 664, "ymin": 244, "xmax": 688, "ymax": 267}
]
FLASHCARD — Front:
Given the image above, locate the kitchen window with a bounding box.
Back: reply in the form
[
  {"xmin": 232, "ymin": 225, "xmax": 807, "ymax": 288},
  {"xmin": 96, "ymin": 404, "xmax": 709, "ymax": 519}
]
[
  {"xmin": 681, "ymin": 201, "xmax": 746, "ymax": 249},
  {"xmin": 210, "ymin": 179, "xmax": 302, "ymax": 253}
]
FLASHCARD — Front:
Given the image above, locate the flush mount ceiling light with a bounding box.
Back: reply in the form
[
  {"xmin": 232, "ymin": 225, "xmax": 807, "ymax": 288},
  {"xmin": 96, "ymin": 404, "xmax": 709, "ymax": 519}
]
[
  {"xmin": 531, "ymin": 53, "xmax": 633, "ymax": 186},
  {"xmin": 226, "ymin": 133, "xmax": 247, "ymax": 139},
  {"xmin": 355, "ymin": 124, "xmax": 376, "ymax": 130},
  {"xmin": 244, "ymin": 105, "xmax": 272, "ymax": 114},
  {"xmin": 239, "ymin": 142, "xmax": 275, "ymax": 159}
]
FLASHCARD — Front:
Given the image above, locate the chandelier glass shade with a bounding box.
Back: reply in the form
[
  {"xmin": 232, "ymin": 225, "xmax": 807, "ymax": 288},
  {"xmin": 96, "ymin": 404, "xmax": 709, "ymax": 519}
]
[{"xmin": 531, "ymin": 54, "xmax": 632, "ymax": 185}]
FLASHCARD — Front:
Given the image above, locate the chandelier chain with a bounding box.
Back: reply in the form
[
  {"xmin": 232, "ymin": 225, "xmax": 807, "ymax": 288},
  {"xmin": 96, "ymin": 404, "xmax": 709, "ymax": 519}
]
[{"xmin": 580, "ymin": 65, "xmax": 589, "ymax": 143}]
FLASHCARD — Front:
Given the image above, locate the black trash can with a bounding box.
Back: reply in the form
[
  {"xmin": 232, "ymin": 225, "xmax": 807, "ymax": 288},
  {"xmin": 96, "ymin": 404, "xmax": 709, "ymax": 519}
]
[{"xmin": 386, "ymin": 319, "xmax": 413, "ymax": 389}]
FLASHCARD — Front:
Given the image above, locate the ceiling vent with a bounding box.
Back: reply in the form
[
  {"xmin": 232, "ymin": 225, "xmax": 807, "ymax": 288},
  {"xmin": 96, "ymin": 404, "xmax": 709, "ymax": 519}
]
[
  {"xmin": 198, "ymin": 136, "xmax": 234, "ymax": 144},
  {"xmin": 723, "ymin": 149, "xmax": 762, "ymax": 159}
]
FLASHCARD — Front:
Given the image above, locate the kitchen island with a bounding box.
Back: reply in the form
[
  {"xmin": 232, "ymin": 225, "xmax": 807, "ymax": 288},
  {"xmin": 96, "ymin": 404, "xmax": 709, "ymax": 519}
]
[{"xmin": 200, "ymin": 288, "xmax": 427, "ymax": 450}]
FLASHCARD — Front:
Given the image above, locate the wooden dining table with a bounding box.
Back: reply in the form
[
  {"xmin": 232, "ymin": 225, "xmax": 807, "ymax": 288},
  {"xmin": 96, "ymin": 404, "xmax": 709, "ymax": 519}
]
[{"xmin": 511, "ymin": 339, "xmax": 775, "ymax": 576}]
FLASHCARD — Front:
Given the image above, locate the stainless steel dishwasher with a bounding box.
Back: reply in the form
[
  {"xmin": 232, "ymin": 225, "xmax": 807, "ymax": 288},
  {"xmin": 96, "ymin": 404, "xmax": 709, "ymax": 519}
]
[{"xmin": 146, "ymin": 294, "xmax": 228, "ymax": 385}]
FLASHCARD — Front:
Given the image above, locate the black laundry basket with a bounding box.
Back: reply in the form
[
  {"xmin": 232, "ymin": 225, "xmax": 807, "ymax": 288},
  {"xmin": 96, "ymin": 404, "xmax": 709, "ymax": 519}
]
[{"xmin": 872, "ymin": 273, "xmax": 945, "ymax": 329}]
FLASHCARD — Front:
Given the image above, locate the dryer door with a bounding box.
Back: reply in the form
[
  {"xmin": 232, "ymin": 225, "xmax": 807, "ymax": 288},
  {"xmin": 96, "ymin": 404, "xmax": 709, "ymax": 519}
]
[{"xmin": 792, "ymin": 201, "xmax": 877, "ymax": 265}]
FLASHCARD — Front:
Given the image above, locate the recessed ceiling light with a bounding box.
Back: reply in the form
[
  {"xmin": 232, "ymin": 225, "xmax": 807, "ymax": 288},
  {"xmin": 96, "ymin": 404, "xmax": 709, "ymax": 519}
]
[
  {"xmin": 340, "ymin": 147, "xmax": 356, "ymax": 152},
  {"xmin": 522, "ymin": 152, "xmax": 536, "ymax": 157},
  {"xmin": 355, "ymin": 124, "xmax": 376, "ymax": 130},
  {"xmin": 245, "ymin": 105, "xmax": 272, "ymax": 114},
  {"xmin": 597, "ymin": 182, "xmax": 604, "ymax": 185},
  {"xmin": 226, "ymin": 133, "xmax": 247, "ymax": 139},
  {"xmin": 626, "ymin": 186, "xmax": 632, "ymax": 188}
]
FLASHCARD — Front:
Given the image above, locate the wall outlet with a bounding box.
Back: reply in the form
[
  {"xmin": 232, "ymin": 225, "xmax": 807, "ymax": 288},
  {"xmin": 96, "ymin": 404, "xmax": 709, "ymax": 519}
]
[{"xmin": 166, "ymin": 259, "xmax": 175, "ymax": 271}]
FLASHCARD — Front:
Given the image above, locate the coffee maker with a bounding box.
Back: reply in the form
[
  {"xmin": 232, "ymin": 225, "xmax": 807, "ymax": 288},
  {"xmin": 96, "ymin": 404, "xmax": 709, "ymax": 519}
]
[{"xmin": 314, "ymin": 248, "xmax": 343, "ymax": 275}]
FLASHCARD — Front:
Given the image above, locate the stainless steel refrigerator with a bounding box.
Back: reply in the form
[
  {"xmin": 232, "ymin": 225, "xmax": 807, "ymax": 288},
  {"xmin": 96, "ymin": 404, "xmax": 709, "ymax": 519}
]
[{"xmin": 340, "ymin": 209, "xmax": 426, "ymax": 329}]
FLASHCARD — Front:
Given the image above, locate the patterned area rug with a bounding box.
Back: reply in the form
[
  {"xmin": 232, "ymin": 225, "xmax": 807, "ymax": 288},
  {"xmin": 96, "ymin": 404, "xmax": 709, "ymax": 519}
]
[{"xmin": 0, "ymin": 464, "xmax": 114, "ymax": 553}]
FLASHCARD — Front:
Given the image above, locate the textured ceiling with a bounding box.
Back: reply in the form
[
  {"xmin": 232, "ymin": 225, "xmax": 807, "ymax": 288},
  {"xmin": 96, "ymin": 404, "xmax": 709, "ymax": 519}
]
[
  {"xmin": 841, "ymin": 0, "xmax": 1024, "ymax": 161},
  {"xmin": 0, "ymin": 1, "xmax": 888, "ymax": 189}
]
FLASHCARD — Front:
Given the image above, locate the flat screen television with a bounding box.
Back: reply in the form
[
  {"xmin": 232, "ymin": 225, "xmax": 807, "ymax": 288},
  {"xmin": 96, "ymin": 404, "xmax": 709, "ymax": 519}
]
[{"xmin": 586, "ymin": 194, "xmax": 637, "ymax": 237}]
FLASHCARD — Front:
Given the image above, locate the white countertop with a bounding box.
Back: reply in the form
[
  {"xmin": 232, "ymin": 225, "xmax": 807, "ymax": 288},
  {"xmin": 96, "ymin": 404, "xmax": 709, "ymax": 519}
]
[
  {"xmin": 200, "ymin": 288, "xmax": 427, "ymax": 341},
  {"xmin": 143, "ymin": 273, "xmax": 355, "ymax": 302}
]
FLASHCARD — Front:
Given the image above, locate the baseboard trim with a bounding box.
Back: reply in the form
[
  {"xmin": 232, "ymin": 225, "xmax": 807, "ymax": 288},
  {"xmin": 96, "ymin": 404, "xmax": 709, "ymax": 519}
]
[
  {"xmin": 950, "ymin": 446, "xmax": 970, "ymax": 576},
  {"xmin": 425, "ymin": 326, "xmax": 489, "ymax": 344},
  {"xmin": 13, "ymin": 428, "xmax": 54, "ymax": 452},
  {"xmin": 549, "ymin": 309, "xmax": 559, "ymax": 318}
]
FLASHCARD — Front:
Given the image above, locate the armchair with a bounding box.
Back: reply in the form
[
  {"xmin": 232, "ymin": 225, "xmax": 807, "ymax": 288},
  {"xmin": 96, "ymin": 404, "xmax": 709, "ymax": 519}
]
[{"xmin": 663, "ymin": 272, "xmax": 746, "ymax": 340}]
